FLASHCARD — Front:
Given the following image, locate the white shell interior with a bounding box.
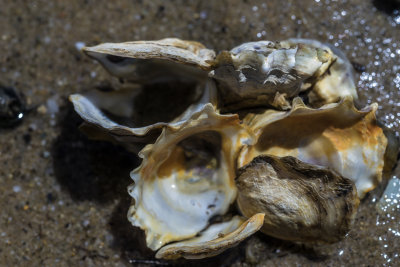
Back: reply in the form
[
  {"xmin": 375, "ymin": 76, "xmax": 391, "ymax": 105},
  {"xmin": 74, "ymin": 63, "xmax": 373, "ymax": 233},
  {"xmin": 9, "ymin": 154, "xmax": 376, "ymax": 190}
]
[{"xmin": 128, "ymin": 104, "xmax": 252, "ymax": 250}]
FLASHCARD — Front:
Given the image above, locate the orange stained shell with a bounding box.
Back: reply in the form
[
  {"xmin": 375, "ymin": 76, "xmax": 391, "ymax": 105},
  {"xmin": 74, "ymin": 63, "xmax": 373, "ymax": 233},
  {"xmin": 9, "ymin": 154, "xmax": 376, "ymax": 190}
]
[{"xmin": 238, "ymin": 97, "xmax": 387, "ymax": 198}]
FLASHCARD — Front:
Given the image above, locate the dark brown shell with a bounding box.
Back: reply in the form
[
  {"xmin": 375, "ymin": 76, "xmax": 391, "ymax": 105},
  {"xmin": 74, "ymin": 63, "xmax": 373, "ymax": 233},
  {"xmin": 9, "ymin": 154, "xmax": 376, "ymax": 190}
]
[{"xmin": 236, "ymin": 155, "xmax": 359, "ymax": 243}]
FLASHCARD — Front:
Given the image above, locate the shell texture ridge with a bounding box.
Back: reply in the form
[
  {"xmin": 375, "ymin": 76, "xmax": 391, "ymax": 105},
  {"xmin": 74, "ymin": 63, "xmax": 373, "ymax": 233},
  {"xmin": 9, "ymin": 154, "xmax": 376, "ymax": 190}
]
[
  {"xmin": 236, "ymin": 155, "xmax": 359, "ymax": 243},
  {"xmin": 210, "ymin": 40, "xmax": 334, "ymax": 111}
]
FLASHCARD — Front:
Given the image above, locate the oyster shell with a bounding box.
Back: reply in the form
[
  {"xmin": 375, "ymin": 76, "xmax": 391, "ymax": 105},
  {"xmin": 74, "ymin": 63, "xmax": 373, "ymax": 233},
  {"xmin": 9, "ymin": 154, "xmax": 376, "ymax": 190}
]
[
  {"xmin": 210, "ymin": 39, "xmax": 358, "ymax": 111},
  {"xmin": 70, "ymin": 38, "xmax": 218, "ymax": 151},
  {"xmin": 281, "ymin": 39, "xmax": 358, "ymax": 107},
  {"xmin": 82, "ymin": 38, "xmax": 215, "ymax": 82},
  {"xmin": 68, "ymin": 37, "xmax": 399, "ymax": 260},
  {"xmin": 128, "ymin": 104, "xmax": 253, "ymax": 250},
  {"xmin": 156, "ymin": 213, "xmax": 264, "ymax": 260},
  {"xmin": 236, "ymin": 155, "xmax": 359, "ymax": 243},
  {"xmin": 210, "ymin": 40, "xmax": 334, "ymax": 111},
  {"xmin": 69, "ymin": 79, "xmax": 216, "ymax": 152},
  {"xmin": 238, "ymin": 97, "xmax": 388, "ymax": 198},
  {"xmin": 70, "ymin": 38, "xmax": 359, "ymax": 151}
]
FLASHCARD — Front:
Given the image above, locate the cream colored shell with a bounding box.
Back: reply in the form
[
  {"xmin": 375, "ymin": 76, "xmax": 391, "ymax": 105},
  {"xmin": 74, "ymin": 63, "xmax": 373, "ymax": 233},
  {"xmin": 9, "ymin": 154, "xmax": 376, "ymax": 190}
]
[
  {"xmin": 70, "ymin": 38, "xmax": 219, "ymax": 152},
  {"xmin": 156, "ymin": 214, "xmax": 264, "ymax": 259},
  {"xmin": 83, "ymin": 38, "xmax": 215, "ymax": 81}
]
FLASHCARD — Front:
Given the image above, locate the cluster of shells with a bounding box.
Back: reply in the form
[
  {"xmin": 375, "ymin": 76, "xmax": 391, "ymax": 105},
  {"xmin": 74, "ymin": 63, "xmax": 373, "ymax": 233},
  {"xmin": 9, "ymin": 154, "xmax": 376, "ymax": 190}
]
[{"xmin": 70, "ymin": 38, "xmax": 398, "ymax": 260}]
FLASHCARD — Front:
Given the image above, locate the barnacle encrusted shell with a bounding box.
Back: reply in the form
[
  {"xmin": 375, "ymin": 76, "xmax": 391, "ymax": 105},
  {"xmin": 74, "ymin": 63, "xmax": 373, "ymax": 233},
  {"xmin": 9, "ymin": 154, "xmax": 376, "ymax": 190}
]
[
  {"xmin": 238, "ymin": 97, "xmax": 388, "ymax": 198},
  {"xmin": 281, "ymin": 39, "xmax": 358, "ymax": 107},
  {"xmin": 210, "ymin": 40, "xmax": 334, "ymax": 111},
  {"xmin": 236, "ymin": 155, "xmax": 359, "ymax": 243},
  {"xmin": 128, "ymin": 104, "xmax": 253, "ymax": 250},
  {"xmin": 156, "ymin": 213, "xmax": 264, "ymax": 260}
]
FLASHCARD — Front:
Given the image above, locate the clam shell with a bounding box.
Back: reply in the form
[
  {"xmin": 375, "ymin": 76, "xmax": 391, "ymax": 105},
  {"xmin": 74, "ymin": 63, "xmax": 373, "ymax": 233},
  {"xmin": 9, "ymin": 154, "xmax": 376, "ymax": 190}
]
[
  {"xmin": 128, "ymin": 104, "xmax": 253, "ymax": 250},
  {"xmin": 155, "ymin": 214, "xmax": 264, "ymax": 260},
  {"xmin": 236, "ymin": 155, "xmax": 359, "ymax": 243},
  {"xmin": 238, "ymin": 97, "xmax": 388, "ymax": 198}
]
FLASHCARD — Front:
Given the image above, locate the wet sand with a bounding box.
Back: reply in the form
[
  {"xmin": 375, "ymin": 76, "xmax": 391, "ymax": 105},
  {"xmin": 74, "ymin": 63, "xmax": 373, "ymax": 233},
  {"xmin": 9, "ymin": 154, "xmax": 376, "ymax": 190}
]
[{"xmin": 1, "ymin": 0, "xmax": 400, "ymax": 266}]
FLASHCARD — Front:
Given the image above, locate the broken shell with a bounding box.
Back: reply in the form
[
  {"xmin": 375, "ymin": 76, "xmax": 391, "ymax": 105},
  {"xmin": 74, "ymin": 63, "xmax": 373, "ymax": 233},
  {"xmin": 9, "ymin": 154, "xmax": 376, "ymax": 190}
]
[
  {"xmin": 128, "ymin": 104, "xmax": 253, "ymax": 250},
  {"xmin": 210, "ymin": 40, "xmax": 334, "ymax": 111},
  {"xmin": 281, "ymin": 39, "xmax": 358, "ymax": 107},
  {"xmin": 156, "ymin": 213, "xmax": 264, "ymax": 260},
  {"xmin": 238, "ymin": 97, "xmax": 388, "ymax": 198},
  {"xmin": 236, "ymin": 155, "xmax": 359, "ymax": 243}
]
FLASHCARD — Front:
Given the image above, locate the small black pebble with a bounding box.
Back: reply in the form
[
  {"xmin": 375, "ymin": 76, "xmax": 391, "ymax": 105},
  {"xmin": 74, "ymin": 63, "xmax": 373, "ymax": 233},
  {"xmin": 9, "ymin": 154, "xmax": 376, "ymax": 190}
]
[{"xmin": 0, "ymin": 85, "xmax": 25, "ymax": 128}]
